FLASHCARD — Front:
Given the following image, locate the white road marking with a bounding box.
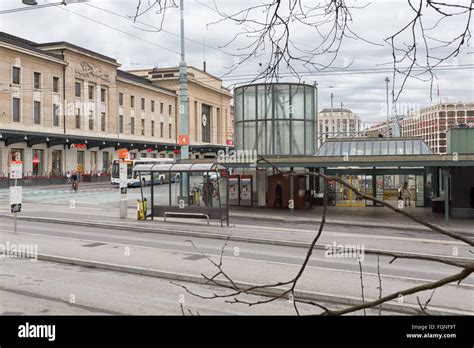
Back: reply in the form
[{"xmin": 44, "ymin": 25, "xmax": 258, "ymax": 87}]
[
  {"xmin": 0, "ymin": 229, "xmax": 472, "ymax": 289},
  {"xmin": 234, "ymin": 223, "xmax": 466, "ymax": 245}
]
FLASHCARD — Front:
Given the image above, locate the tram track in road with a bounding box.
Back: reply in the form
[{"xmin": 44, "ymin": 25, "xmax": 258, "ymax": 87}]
[
  {"xmin": 0, "ymin": 214, "xmax": 470, "ymax": 264},
  {"xmin": 0, "ymin": 218, "xmax": 472, "ymax": 288},
  {"xmin": 1, "ymin": 230, "xmax": 472, "ymax": 316}
]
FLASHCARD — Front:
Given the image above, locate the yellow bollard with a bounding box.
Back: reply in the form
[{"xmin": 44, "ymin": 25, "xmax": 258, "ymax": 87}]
[{"xmin": 137, "ymin": 200, "xmax": 145, "ymax": 220}]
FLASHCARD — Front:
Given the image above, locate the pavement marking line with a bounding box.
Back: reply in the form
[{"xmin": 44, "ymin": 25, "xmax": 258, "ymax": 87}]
[
  {"xmin": 233, "ymin": 223, "xmax": 466, "ymax": 245},
  {"xmin": 0, "ymin": 218, "xmax": 471, "ymax": 262},
  {"xmin": 1, "ymin": 230, "xmax": 472, "ymax": 289},
  {"xmin": 8, "ymin": 252, "xmax": 473, "ymax": 316},
  {"xmin": 3, "ymin": 213, "xmax": 467, "ymax": 247}
]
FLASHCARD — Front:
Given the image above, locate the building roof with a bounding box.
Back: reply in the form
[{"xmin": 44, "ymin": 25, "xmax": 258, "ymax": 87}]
[
  {"xmin": 0, "ymin": 32, "xmax": 64, "ymax": 61},
  {"xmin": 36, "ymin": 41, "xmax": 118, "ymax": 65},
  {"xmin": 316, "ymin": 137, "xmax": 433, "ymax": 156},
  {"xmin": 117, "ymin": 70, "xmax": 176, "ymax": 95}
]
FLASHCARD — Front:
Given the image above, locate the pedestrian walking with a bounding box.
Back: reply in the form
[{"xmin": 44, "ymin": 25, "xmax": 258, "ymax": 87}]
[
  {"xmin": 401, "ymin": 182, "xmax": 411, "ymax": 207},
  {"xmin": 66, "ymin": 170, "xmax": 71, "ymax": 184},
  {"xmin": 71, "ymin": 171, "xmax": 79, "ymax": 193}
]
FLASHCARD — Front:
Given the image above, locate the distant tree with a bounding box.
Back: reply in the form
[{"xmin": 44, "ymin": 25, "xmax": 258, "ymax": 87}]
[{"xmin": 133, "ymin": 0, "xmax": 472, "ymax": 100}]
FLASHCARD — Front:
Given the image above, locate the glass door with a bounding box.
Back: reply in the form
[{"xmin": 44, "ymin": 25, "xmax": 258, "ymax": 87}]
[
  {"xmin": 375, "ymin": 175, "xmax": 384, "ymax": 206},
  {"xmin": 352, "ymin": 175, "xmax": 365, "ymax": 207},
  {"xmin": 415, "ymin": 175, "xmax": 424, "ymax": 207},
  {"xmin": 335, "ymin": 175, "xmax": 365, "ymax": 207}
]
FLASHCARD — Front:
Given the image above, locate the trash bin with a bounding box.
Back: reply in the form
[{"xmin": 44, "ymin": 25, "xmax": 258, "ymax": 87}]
[{"xmin": 137, "ymin": 198, "xmax": 147, "ymax": 220}]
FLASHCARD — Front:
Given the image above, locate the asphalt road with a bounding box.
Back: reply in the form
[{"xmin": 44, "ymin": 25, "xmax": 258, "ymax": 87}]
[
  {"xmin": 0, "ymin": 183, "xmax": 472, "ymax": 315},
  {"xmin": 0, "ymin": 217, "xmax": 472, "ymax": 315},
  {"xmin": 1, "ymin": 256, "xmax": 386, "ymax": 316}
]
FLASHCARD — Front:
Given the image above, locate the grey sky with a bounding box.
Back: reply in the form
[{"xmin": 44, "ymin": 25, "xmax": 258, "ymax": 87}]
[{"xmin": 1, "ymin": 0, "xmax": 473, "ymax": 126}]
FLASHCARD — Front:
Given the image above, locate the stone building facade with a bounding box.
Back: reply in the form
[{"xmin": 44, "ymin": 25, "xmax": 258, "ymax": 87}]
[{"xmin": 0, "ymin": 32, "xmax": 231, "ymax": 177}]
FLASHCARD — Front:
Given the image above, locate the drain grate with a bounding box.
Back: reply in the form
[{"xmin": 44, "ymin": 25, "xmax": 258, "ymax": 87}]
[
  {"xmin": 81, "ymin": 242, "xmax": 106, "ymax": 248},
  {"xmin": 182, "ymin": 254, "xmax": 207, "ymax": 261}
]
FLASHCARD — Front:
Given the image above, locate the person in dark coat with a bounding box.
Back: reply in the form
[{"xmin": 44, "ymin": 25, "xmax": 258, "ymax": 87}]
[
  {"xmin": 203, "ymin": 179, "xmax": 215, "ymax": 207},
  {"xmin": 274, "ymin": 181, "xmax": 283, "ymax": 208},
  {"xmin": 470, "ymin": 187, "xmax": 474, "ymax": 208}
]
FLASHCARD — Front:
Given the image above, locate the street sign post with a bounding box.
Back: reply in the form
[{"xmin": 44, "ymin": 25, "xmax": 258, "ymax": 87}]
[
  {"xmin": 119, "ymin": 159, "xmax": 128, "ymax": 219},
  {"xmin": 10, "ymin": 161, "xmax": 23, "ymax": 234}
]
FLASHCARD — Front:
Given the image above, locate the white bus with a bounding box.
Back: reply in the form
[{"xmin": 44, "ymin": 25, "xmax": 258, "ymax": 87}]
[{"xmin": 111, "ymin": 158, "xmax": 175, "ymax": 187}]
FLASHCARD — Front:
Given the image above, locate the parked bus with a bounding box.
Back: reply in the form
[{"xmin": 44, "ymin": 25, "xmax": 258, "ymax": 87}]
[{"xmin": 111, "ymin": 158, "xmax": 175, "ymax": 187}]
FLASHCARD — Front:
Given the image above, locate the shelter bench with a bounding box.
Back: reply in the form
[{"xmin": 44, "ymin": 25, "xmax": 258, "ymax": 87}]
[{"xmin": 164, "ymin": 212, "xmax": 210, "ymax": 225}]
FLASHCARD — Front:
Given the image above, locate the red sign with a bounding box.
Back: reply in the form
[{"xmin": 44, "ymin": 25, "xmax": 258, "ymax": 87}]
[
  {"xmin": 118, "ymin": 148, "xmax": 129, "ymax": 160},
  {"xmin": 71, "ymin": 144, "xmax": 87, "ymax": 149},
  {"xmin": 178, "ymin": 135, "xmax": 189, "ymax": 146},
  {"xmin": 173, "ymin": 149, "xmax": 181, "ymax": 155},
  {"xmin": 147, "ymin": 147, "xmax": 152, "ymax": 153}
]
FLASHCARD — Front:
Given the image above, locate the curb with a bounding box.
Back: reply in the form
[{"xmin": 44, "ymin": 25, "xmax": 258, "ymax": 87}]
[
  {"xmin": 20, "ymin": 252, "xmax": 472, "ymax": 316},
  {"xmin": 229, "ymin": 212, "xmax": 473, "ymax": 234},
  {"xmin": 1, "ymin": 214, "xmax": 472, "ymax": 264}
]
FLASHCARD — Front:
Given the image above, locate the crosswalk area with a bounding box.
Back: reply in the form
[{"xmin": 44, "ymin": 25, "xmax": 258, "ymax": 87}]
[{"xmin": 0, "ymin": 185, "xmax": 131, "ymax": 205}]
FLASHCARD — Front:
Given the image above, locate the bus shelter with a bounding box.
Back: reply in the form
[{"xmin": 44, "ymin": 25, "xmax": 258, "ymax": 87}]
[{"xmin": 133, "ymin": 162, "xmax": 229, "ymax": 226}]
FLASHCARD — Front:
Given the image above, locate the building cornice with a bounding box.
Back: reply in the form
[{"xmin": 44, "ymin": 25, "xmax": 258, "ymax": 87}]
[
  {"xmin": 39, "ymin": 44, "xmax": 121, "ymax": 68},
  {"xmin": 0, "ymin": 42, "xmax": 68, "ymax": 66},
  {"xmin": 117, "ymin": 77, "xmax": 177, "ymax": 97}
]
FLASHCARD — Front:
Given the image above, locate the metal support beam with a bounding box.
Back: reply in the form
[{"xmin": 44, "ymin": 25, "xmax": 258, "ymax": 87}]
[
  {"xmin": 47, "ymin": 139, "xmax": 67, "ymax": 148},
  {"xmin": 5, "ymin": 136, "xmax": 27, "ymax": 147},
  {"xmin": 27, "ymin": 137, "xmax": 48, "ymax": 147},
  {"xmin": 290, "ymin": 172, "xmax": 294, "ymax": 215}
]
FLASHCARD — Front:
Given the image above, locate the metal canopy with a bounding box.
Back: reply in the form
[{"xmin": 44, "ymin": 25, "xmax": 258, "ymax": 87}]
[
  {"xmin": 134, "ymin": 162, "xmax": 227, "ymax": 173},
  {"xmin": 316, "ymin": 137, "xmax": 433, "ymax": 157}
]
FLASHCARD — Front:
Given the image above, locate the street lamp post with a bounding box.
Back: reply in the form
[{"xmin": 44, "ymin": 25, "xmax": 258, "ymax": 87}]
[
  {"xmin": 179, "ymin": 0, "xmax": 189, "ymax": 200},
  {"xmin": 385, "ymin": 76, "xmax": 390, "ymax": 137}
]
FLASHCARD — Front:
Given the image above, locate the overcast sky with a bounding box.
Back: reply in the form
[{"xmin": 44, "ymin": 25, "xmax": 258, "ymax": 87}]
[{"xmin": 1, "ymin": 0, "xmax": 473, "ymax": 126}]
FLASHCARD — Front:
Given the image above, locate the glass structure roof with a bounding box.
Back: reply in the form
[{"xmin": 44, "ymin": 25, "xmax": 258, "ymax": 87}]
[
  {"xmin": 133, "ymin": 162, "xmax": 227, "ymax": 173},
  {"xmin": 316, "ymin": 138, "xmax": 433, "ymax": 157}
]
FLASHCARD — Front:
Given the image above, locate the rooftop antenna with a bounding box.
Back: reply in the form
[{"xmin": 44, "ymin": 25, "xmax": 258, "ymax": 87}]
[{"xmin": 203, "ymin": 35, "xmax": 207, "ymax": 72}]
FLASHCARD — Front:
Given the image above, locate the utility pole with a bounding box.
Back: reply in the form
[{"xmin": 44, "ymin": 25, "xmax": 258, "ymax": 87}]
[
  {"xmin": 275, "ymin": 47, "xmax": 281, "ymax": 82},
  {"xmin": 385, "ymin": 76, "xmax": 390, "ymax": 137},
  {"xmin": 314, "ymin": 81, "xmax": 318, "ymax": 149},
  {"xmin": 179, "ymin": 0, "xmax": 189, "ymax": 200},
  {"xmin": 330, "ymin": 92, "xmax": 334, "ymax": 138}
]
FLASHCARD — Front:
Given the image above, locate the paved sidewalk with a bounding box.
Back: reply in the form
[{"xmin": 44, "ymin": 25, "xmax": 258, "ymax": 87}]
[
  {"xmin": 1, "ymin": 230, "xmax": 472, "ymax": 315},
  {"xmin": 230, "ymin": 205, "xmax": 474, "ymax": 234}
]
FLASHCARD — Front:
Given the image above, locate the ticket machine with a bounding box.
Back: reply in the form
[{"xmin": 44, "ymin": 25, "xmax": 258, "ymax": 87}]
[
  {"xmin": 240, "ymin": 175, "xmax": 253, "ymax": 206},
  {"xmin": 229, "ymin": 175, "xmax": 240, "ymax": 206}
]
